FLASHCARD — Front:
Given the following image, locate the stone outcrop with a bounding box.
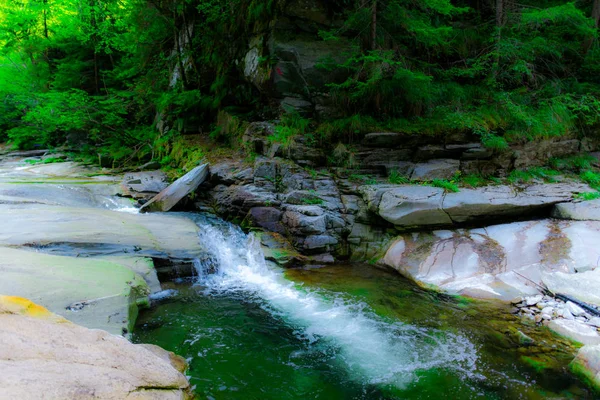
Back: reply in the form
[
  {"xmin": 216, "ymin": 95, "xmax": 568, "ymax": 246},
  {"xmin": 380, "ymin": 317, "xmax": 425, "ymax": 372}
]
[
  {"xmin": 362, "ymin": 183, "xmax": 589, "ymax": 229},
  {"xmin": 196, "ymin": 157, "xmax": 350, "ymax": 263},
  {"xmin": 0, "ymin": 295, "xmax": 191, "ymax": 399},
  {"xmin": 141, "ymin": 164, "xmax": 208, "ymax": 212},
  {"xmin": 381, "ymin": 220, "xmax": 600, "ymax": 301},
  {"xmin": 0, "ymin": 248, "xmax": 154, "ymax": 336}
]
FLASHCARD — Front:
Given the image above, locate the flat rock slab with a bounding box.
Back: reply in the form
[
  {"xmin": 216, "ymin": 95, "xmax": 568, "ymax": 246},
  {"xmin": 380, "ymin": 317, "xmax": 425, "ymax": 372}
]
[
  {"xmin": 361, "ymin": 183, "xmax": 590, "ymax": 228},
  {"xmin": 381, "ymin": 219, "xmax": 600, "ymax": 301},
  {"xmin": 0, "ymin": 248, "xmax": 151, "ymax": 335},
  {"xmin": 553, "ymin": 199, "xmax": 600, "ymax": 221},
  {"xmin": 0, "ymin": 204, "xmax": 204, "ymax": 260},
  {"xmin": 141, "ymin": 164, "xmax": 208, "ymax": 213},
  {"xmin": 0, "ymin": 295, "xmax": 190, "ymax": 399}
]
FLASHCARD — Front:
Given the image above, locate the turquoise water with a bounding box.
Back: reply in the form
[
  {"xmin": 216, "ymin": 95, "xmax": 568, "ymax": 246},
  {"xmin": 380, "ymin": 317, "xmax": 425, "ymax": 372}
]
[{"xmin": 133, "ymin": 217, "xmax": 592, "ymax": 399}]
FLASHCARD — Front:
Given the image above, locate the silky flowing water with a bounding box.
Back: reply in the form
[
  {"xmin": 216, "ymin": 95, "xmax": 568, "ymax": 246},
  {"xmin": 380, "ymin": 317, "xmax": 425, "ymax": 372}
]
[{"xmin": 134, "ymin": 215, "xmax": 592, "ymax": 400}]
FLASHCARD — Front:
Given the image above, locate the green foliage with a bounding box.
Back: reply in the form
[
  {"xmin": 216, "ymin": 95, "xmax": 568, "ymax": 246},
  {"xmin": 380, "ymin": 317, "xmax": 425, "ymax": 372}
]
[
  {"xmin": 580, "ymin": 170, "xmax": 600, "ymax": 190},
  {"xmin": 388, "ymin": 170, "xmax": 409, "ymax": 184},
  {"xmin": 507, "ymin": 167, "xmax": 560, "ymax": 184},
  {"xmin": 267, "ymin": 111, "xmax": 310, "ymax": 150},
  {"xmin": 549, "ymin": 154, "xmax": 597, "ymax": 172},
  {"xmin": 574, "ymin": 191, "xmax": 600, "ymax": 201},
  {"xmin": 431, "ymin": 179, "xmax": 459, "ymax": 193},
  {"xmin": 460, "ymin": 174, "xmax": 488, "ymax": 188}
]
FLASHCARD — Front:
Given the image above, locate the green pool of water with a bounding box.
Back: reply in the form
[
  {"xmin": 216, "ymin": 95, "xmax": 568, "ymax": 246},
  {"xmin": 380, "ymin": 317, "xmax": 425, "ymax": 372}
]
[{"xmin": 133, "ymin": 264, "xmax": 591, "ymax": 399}]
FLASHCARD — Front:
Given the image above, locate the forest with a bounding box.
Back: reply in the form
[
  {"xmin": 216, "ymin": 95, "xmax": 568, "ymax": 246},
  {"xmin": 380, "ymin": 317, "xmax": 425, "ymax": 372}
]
[{"xmin": 1, "ymin": 0, "xmax": 599, "ymax": 170}]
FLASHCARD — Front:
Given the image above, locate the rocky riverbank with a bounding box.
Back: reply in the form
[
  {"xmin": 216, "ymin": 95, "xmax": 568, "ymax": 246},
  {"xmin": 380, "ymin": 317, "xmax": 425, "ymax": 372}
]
[{"xmin": 0, "ymin": 149, "xmax": 197, "ymax": 398}]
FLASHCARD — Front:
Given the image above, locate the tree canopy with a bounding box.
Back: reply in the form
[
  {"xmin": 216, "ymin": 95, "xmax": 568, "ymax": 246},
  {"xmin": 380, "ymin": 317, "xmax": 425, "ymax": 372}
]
[{"xmin": 0, "ymin": 0, "xmax": 599, "ymax": 166}]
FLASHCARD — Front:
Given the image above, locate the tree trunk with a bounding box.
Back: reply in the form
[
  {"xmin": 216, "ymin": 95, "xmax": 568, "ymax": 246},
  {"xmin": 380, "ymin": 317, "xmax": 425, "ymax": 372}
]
[
  {"xmin": 495, "ymin": 0, "xmax": 505, "ymax": 27},
  {"xmin": 371, "ymin": 0, "xmax": 377, "ymax": 50},
  {"xmin": 42, "ymin": 0, "xmax": 48, "ymax": 38},
  {"xmin": 593, "ymin": 0, "xmax": 600, "ymax": 28}
]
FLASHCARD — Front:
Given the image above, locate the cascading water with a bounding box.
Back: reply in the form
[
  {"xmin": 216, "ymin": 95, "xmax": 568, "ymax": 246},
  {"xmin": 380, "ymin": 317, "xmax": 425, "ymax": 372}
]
[{"xmin": 190, "ymin": 215, "xmax": 481, "ymax": 389}]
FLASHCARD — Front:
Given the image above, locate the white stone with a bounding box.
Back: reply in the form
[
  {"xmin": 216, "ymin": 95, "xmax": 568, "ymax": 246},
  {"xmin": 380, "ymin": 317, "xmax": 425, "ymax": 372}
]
[
  {"xmin": 526, "ymin": 295, "xmax": 543, "ymax": 306},
  {"xmin": 541, "ymin": 306, "xmax": 554, "ymax": 316},
  {"xmin": 549, "ymin": 319, "xmax": 600, "ymax": 345},
  {"xmin": 588, "ymin": 317, "xmax": 600, "ymax": 328},
  {"xmin": 563, "ymin": 309, "xmax": 575, "ymax": 320},
  {"xmin": 566, "ymin": 301, "xmax": 586, "ymax": 317}
]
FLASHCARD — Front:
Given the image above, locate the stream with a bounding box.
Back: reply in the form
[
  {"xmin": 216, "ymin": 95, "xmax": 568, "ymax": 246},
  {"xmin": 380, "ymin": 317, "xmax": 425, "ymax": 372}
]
[
  {"xmin": 135, "ymin": 215, "xmax": 591, "ymax": 399},
  {"xmin": 0, "ymin": 156, "xmax": 593, "ymax": 399}
]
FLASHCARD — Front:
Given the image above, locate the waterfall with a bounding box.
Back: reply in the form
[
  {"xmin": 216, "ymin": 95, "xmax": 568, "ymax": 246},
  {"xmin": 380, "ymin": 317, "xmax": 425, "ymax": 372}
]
[{"xmin": 191, "ymin": 215, "xmax": 481, "ymax": 388}]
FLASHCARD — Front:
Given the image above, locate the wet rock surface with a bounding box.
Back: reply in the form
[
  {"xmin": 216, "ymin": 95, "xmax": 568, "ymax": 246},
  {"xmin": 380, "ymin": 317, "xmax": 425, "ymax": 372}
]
[
  {"xmin": 140, "ymin": 163, "xmax": 208, "ymax": 212},
  {"xmin": 0, "ymin": 295, "xmax": 190, "ymax": 399}
]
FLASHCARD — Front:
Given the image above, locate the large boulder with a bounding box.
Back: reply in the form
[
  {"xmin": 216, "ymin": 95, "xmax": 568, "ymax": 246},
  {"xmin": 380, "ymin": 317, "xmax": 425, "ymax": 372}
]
[
  {"xmin": 377, "ymin": 186, "xmax": 451, "ymax": 226},
  {"xmin": 0, "ymin": 248, "xmax": 151, "ymax": 335},
  {"xmin": 0, "ymin": 295, "xmax": 190, "ymax": 399},
  {"xmin": 380, "ymin": 219, "xmax": 600, "ymax": 301},
  {"xmin": 360, "ymin": 183, "xmax": 589, "ymax": 228},
  {"xmin": 547, "ymin": 319, "xmax": 600, "ymax": 346},
  {"xmin": 140, "ymin": 164, "xmax": 208, "ymax": 213},
  {"xmin": 571, "ymin": 345, "xmax": 600, "ymax": 391},
  {"xmin": 0, "ymin": 203, "xmax": 204, "ymax": 260}
]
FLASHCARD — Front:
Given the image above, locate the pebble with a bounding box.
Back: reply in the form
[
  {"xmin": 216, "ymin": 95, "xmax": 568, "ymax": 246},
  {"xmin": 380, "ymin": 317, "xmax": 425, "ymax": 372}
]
[
  {"xmin": 542, "ymin": 314, "xmax": 552, "ymax": 320},
  {"xmin": 526, "ymin": 295, "xmax": 543, "ymax": 306},
  {"xmin": 541, "ymin": 306, "xmax": 554, "ymax": 316},
  {"xmin": 566, "ymin": 301, "xmax": 585, "ymax": 317},
  {"xmin": 563, "ymin": 309, "xmax": 575, "ymax": 320},
  {"xmin": 511, "ymin": 297, "xmax": 524, "ymax": 305}
]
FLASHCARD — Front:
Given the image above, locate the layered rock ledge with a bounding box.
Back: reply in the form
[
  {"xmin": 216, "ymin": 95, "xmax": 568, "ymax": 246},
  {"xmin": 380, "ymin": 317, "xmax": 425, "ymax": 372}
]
[{"xmin": 0, "ymin": 295, "xmax": 191, "ymax": 400}]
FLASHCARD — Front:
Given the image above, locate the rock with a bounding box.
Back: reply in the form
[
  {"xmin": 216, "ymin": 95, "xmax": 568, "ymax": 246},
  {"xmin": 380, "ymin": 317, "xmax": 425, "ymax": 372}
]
[
  {"xmin": 516, "ymin": 330, "xmax": 535, "ymax": 346},
  {"xmin": 303, "ymin": 234, "xmax": 338, "ymax": 250},
  {"xmin": 282, "ymin": 210, "xmax": 326, "ymax": 235},
  {"xmin": 548, "ymin": 319, "xmax": 600, "ymax": 345},
  {"xmin": 362, "ymin": 132, "xmax": 426, "ymax": 148},
  {"xmin": 0, "ymin": 248, "xmax": 150, "ymax": 336},
  {"xmin": 0, "ymin": 204, "xmax": 205, "ymax": 260},
  {"xmin": 141, "ymin": 164, "xmax": 208, "ymax": 212},
  {"xmin": 377, "ymin": 186, "xmax": 451, "ymax": 226},
  {"xmin": 526, "ymin": 295, "xmax": 544, "ymax": 306},
  {"xmin": 566, "ymin": 301, "xmax": 586, "ymax": 317},
  {"xmin": 246, "ymin": 207, "xmax": 285, "ymax": 233},
  {"xmin": 541, "ymin": 306, "xmax": 554, "ymax": 316},
  {"xmin": 589, "ymin": 317, "xmax": 600, "ymax": 328},
  {"xmin": 380, "ymin": 219, "xmax": 600, "ymax": 301},
  {"xmin": 0, "ymin": 295, "xmax": 190, "ymax": 399},
  {"xmin": 410, "ymin": 159, "xmax": 460, "ymax": 181},
  {"xmin": 563, "ymin": 309, "xmax": 575, "ymax": 320},
  {"xmin": 511, "ymin": 296, "xmax": 524, "ymax": 305},
  {"xmin": 285, "ymin": 204, "xmax": 324, "ymax": 216},
  {"xmin": 553, "ymin": 199, "xmax": 600, "ymax": 221},
  {"xmin": 259, "ymin": 232, "xmax": 304, "ymax": 267},
  {"xmin": 570, "ymin": 345, "xmax": 600, "ymax": 392},
  {"xmin": 542, "ymin": 268, "xmax": 600, "ymax": 308},
  {"xmin": 121, "ymin": 170, "xmax": 169, "ymax": 200},
  {"xmin": 443, "ymin": 183, "xmax": 585, "ymax": 224}
]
